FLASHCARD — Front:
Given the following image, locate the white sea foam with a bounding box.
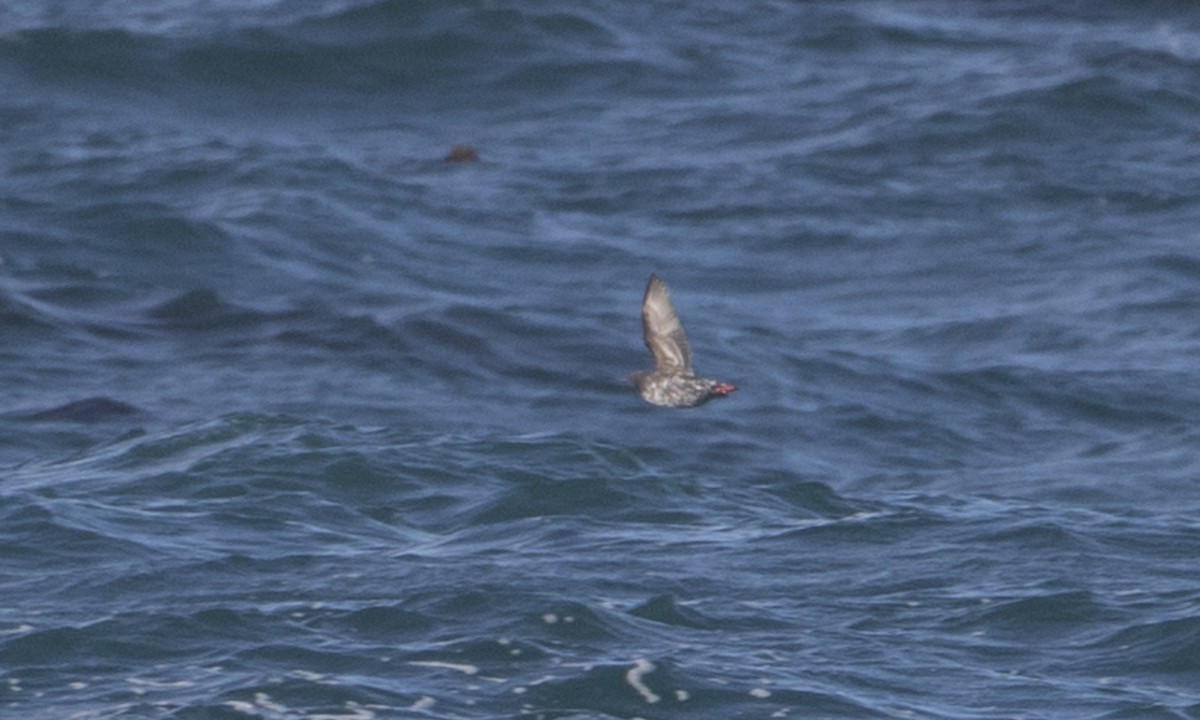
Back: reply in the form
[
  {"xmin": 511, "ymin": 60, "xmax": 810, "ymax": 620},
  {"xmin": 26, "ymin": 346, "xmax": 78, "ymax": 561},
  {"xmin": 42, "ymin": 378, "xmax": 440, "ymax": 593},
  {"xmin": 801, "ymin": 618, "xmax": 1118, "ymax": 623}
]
[
  {"xmin": 408, "ymin": 660, "xmax": 480, "ymax": 676},
  {"xmin": 625, "ymin": 658, "xmax": 660, "ymax": 704}
]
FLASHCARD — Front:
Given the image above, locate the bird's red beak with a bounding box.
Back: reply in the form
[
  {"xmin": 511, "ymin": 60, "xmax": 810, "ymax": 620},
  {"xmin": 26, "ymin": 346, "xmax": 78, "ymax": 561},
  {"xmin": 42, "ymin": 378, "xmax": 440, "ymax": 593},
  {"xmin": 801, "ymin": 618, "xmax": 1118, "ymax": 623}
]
[{"xmin": 711, "ymin": 383, "xmax": 736, "ymax": 396}]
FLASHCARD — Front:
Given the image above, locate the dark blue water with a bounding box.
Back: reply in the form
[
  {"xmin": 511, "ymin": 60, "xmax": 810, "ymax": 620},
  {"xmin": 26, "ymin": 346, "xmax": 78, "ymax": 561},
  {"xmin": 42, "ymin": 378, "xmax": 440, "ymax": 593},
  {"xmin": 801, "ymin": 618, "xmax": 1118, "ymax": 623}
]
[{"xmin": 3, "ymin": 2, "xmax": 1200, "ymax": 718}]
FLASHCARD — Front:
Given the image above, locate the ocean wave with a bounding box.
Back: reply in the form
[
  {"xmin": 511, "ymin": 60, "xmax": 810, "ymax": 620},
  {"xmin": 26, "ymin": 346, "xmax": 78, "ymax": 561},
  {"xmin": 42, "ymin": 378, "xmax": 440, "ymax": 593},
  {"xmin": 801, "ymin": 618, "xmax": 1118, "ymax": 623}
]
[
  {"xmin": 0, "ymin": 1, "xmax": 702, "ymax": 102},
  {"xmin": 19, "ymin": 397, "xmax": 141, "ymax": 423},
  {"xmin": 1090, "ymin": 615, "xmax": 1200, "ymax": 674}
]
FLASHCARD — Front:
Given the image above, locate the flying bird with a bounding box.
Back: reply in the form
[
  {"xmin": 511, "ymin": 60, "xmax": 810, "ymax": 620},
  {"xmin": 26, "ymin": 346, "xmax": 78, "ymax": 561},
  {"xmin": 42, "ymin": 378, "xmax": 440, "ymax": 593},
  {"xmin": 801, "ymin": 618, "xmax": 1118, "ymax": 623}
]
[{"xmin": 630, "ymin": 274, "xmax": 736, "ymax": 408}]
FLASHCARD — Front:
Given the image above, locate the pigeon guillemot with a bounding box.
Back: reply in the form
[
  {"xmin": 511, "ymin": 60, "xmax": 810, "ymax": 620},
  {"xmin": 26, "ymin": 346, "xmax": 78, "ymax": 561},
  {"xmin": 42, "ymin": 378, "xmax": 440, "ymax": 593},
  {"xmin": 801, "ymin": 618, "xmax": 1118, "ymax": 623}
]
[{"xmin": 630, "ymin": 274, "xmax": 736, "ymax": 408}]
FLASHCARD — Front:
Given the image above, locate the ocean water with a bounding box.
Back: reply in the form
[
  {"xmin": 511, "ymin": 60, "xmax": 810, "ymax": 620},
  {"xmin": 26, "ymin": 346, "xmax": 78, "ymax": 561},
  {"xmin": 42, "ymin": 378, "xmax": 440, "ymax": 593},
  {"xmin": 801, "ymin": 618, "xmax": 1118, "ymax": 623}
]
[{"xmin": 3, "ymin": 1, "xmax": 1200, "ymax": 718}]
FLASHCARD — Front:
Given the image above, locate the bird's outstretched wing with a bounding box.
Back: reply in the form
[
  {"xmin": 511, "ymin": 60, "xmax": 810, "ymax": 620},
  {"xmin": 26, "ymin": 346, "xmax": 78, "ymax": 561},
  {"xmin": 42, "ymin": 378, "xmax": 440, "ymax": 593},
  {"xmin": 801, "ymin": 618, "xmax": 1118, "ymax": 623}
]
[{"xmin": 641, "ymin": 274, "xmax": 692, "ymax": 374}]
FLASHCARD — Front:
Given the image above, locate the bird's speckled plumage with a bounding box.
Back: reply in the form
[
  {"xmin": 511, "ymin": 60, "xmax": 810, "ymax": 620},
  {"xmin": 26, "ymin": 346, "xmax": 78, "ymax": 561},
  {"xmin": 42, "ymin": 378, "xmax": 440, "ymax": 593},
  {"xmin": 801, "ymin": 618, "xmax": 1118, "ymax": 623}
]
[{"xmin": 630, "ymin": 274, "xmax": 736, "ymax": 408}]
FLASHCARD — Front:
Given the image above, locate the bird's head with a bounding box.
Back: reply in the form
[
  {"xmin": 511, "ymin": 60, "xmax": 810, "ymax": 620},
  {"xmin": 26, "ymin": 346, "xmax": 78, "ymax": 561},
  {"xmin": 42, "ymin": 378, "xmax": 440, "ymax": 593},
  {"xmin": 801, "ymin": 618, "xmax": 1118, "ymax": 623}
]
[{"xmin": 709, "ymin": 382, "xmax": 736, "ymax": 397}]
